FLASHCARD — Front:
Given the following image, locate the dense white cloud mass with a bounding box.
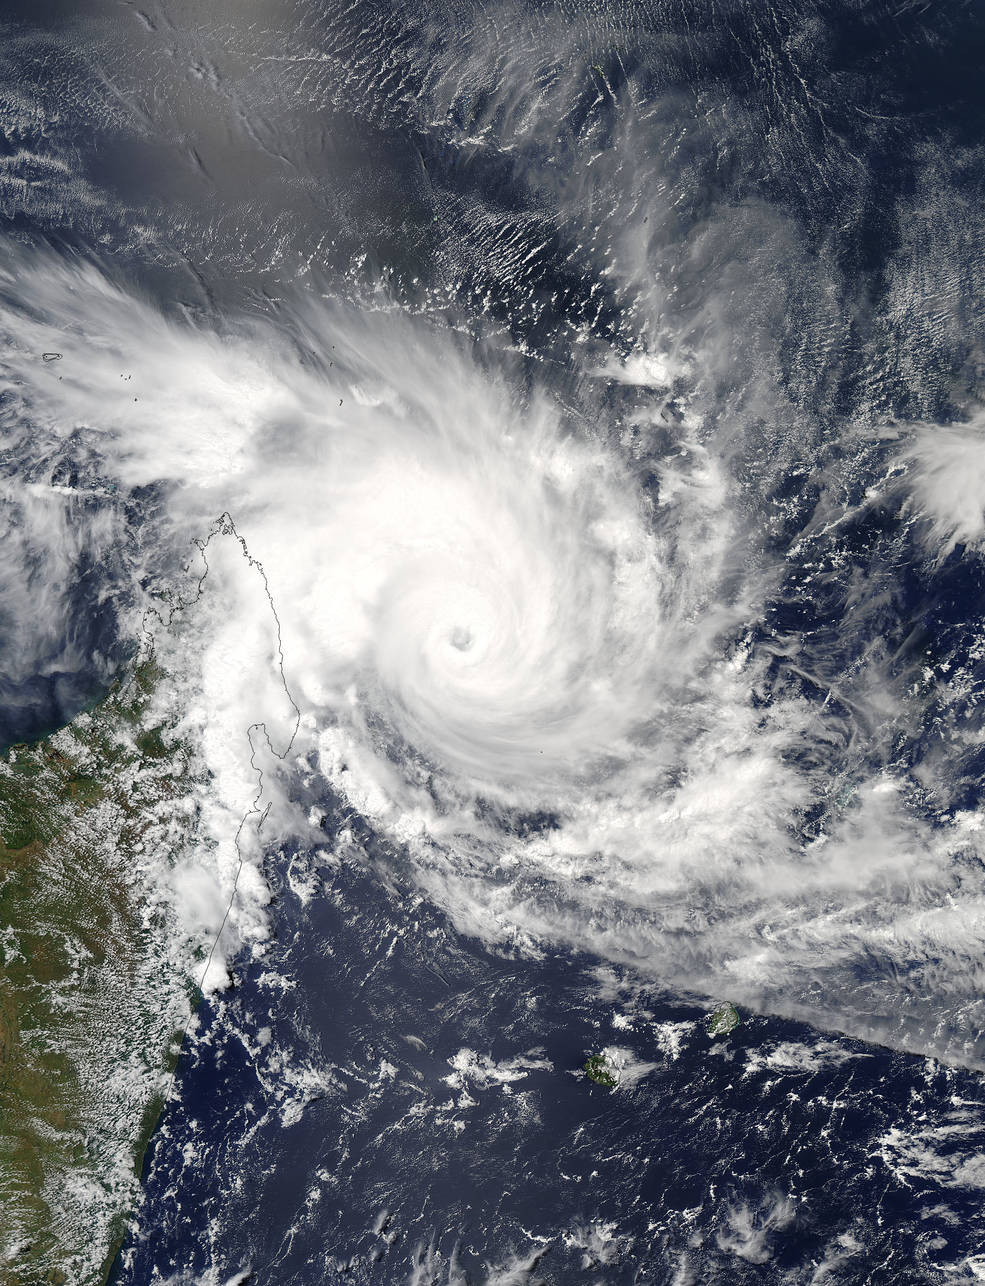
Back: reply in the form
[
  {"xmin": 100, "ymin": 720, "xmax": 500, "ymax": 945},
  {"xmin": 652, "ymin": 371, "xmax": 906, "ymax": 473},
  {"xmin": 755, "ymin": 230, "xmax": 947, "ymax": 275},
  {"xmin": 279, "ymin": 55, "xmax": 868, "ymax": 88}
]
[
  {"xmin": 904, "ymin": 418, "xmax": 985, "ymax": 554},
  {"xmin": 3, "ymin": 250, "xmax": 985, "ymax": 1064}
]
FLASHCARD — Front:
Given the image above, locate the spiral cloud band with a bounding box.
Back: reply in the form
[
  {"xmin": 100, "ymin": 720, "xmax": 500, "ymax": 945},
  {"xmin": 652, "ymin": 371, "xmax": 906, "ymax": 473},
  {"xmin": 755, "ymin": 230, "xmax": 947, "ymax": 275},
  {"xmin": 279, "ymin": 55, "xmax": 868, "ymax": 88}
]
[{"xmin": 2, "ymin": 251, "xmax": 985, "ymax": 1067}]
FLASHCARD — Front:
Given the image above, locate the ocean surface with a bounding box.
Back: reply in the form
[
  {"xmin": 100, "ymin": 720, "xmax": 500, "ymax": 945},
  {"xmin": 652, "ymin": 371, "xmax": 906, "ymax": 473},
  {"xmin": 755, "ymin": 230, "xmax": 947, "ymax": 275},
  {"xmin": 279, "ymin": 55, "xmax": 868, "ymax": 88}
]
[{"xmin": 3, "ymin": 0, "xmax": 985, "ymax": 1280}]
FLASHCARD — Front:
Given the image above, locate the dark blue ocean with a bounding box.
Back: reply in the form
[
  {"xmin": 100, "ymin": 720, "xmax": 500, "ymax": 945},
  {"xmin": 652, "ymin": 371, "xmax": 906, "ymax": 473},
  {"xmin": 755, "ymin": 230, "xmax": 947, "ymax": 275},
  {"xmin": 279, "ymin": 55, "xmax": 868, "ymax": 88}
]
[
  {"xmin": 108, "ymin": 838, "xmax": 985, "ymax": 1283},
  {"xmin": 3, "ymin": 0, "xmax": 985, "ymax": 1281}
]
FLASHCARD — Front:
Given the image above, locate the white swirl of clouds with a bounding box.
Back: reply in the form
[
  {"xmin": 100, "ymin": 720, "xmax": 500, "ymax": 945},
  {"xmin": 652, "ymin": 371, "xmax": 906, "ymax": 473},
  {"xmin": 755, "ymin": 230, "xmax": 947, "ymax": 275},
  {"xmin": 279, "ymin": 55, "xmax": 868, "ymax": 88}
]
[{"xmin": 4, "ymin": 252, "xmax": 985, "ymax": 1065}]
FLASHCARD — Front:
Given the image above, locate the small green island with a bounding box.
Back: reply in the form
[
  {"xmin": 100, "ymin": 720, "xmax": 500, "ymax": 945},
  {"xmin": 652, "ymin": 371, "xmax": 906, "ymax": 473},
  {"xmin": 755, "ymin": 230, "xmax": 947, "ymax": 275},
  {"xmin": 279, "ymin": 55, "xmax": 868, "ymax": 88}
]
[
  {"xmin": 583, "ymin": 1052, "xmax": 619, "ymax": 1088},
  {"xmin": 707, "ymin": 1002, "xmax": 742, "ymax": 1037}
]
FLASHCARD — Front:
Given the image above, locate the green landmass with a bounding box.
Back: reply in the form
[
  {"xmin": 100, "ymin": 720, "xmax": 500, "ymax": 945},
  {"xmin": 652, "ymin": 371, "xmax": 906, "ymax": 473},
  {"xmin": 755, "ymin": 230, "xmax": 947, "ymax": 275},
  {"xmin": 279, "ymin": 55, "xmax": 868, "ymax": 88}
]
[
  {"xmin": 0, "ymin": 661, "xmax": 198, "ymax": 1285},
  {"xmin": 583, "ymin": 1052, "xmax": 618, "ymax": 1088},
  {"xmin": 707, "ymin": 1002, "xmax": 741, "ymax": 1038}
]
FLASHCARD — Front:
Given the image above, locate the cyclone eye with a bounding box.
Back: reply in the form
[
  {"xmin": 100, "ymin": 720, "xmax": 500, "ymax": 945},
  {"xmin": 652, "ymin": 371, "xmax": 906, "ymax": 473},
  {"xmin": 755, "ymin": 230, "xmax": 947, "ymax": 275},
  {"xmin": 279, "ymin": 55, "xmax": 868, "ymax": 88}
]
[{"xmin": 449, "ymin": 625, "xmax": 474, "ymax": 651}]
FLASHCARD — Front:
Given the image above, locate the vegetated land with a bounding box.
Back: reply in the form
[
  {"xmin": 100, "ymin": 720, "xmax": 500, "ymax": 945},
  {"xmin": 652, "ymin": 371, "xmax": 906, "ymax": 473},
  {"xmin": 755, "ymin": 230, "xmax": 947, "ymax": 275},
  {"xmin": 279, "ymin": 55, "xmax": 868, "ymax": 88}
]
[
  {"xmin": 0, "ymin": 662, "xmax": 199, "ymax": 1286},
  {"xmin": 707, "ymin": 1002, "xmax": 741, "ymax": 1038},
  {"xmin": 584, "ymin": 1053, "xmax": 618, "ymax": 1088}
]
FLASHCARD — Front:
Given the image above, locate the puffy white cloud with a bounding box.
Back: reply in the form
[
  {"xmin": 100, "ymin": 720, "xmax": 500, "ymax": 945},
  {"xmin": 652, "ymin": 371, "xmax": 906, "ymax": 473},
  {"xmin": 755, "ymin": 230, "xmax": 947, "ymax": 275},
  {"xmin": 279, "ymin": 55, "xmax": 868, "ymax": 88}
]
[{"xmin": 904, "ymin": 417, "xmax": 985, "ymax": 554}]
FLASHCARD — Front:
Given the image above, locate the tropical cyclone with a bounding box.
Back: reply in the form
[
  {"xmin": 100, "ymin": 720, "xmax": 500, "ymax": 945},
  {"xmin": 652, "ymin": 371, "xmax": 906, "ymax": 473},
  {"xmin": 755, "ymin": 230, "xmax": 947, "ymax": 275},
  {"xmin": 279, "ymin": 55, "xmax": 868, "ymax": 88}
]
[{"xmin": 3, "ymin": 252, "xmax": 985, "ymax": 1071}]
